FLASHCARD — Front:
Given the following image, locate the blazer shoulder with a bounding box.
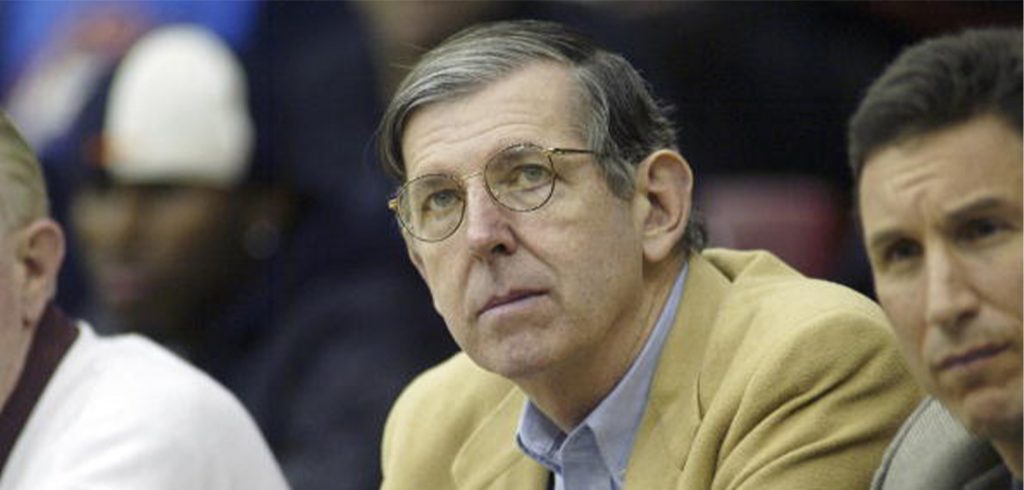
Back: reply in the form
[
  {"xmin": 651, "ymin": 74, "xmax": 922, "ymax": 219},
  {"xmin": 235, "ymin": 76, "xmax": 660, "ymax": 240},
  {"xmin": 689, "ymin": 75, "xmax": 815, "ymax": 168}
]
[
  {"xmin": 673, "ymin": 251, "xmax": 921, "ymax": 489},
  {"xmin": 693, "ymin": 249, "xmax": 912, "ymax": 415},
  {"xmin": 718, "ymin": 248, "xmax": 880, "ymax": 308},
  {"xmin": 701, "ymin": 248, "xmax": 891, "ymax": 345}
]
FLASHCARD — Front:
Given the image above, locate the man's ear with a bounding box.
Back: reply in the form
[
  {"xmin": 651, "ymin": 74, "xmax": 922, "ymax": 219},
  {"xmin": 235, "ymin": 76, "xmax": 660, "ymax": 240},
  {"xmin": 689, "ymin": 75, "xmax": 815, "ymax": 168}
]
[
  {"xmin": 631, "ymin": 150, "xmax": 693, "ymax": 263},
  {"xmin": 15, "ymin": 219, "xmax": 65, "ymax": 328}
]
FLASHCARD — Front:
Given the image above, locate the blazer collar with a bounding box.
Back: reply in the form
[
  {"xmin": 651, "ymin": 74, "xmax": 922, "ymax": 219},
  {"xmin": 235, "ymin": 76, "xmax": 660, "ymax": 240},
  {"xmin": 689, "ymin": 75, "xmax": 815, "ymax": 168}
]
[
  {"xmin": 452, "ymin": 387, "xmax": 548, "ymax": 489},
  {"xmin": 0, "ymin": 304, "xmax": 79, "ymax": 471},
  {"xmin": 625, "ymin": 252, "xmax": 729, "ymax": 487}
]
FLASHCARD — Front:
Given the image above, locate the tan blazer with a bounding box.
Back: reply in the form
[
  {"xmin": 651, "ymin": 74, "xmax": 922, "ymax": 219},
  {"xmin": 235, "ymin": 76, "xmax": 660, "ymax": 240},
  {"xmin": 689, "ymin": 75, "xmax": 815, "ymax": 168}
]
[{"xmin": 382, "ymin": 249, "xmax": 922, "ymax": 489}]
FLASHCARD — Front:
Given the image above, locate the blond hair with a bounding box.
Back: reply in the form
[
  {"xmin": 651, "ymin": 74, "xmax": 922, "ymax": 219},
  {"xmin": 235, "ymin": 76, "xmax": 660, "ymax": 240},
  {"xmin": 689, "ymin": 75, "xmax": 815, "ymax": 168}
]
[{"xmin": 0, "ymin": 110, "xmax": 49, "ymax": 232}]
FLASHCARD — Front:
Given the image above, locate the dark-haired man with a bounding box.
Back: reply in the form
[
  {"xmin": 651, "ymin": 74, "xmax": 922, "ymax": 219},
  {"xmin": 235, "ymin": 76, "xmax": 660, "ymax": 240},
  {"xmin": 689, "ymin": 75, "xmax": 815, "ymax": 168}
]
[{"xmin": 849, "ymin": 28, "xmax": 1022, "ymax": 489}]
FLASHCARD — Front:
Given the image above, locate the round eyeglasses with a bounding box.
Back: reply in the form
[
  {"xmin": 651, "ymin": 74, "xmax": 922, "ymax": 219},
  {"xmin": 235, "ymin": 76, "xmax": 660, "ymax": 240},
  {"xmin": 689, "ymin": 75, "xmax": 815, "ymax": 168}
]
[{"xmin": 388, "ymin": 143, "xmax": 594, "ymax": 242}]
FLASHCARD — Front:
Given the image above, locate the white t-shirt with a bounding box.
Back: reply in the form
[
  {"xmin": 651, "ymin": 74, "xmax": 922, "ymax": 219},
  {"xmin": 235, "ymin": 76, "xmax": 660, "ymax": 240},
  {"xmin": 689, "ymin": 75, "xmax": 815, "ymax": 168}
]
[{"xmin": 0, "ymin": 322, "xmax": 290, "ymax": 490}]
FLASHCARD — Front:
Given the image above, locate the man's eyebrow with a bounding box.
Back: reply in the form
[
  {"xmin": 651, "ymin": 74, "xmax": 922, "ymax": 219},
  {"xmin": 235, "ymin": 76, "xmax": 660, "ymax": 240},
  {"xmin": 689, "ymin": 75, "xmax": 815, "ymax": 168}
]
[
  {"xmin": 408, "ymin": 139, "xmax": 540, "ymax": 181},
  {"xmin": 868, "ymin": 228, "xmax": 906, "ymax": 252},
  {"xmin": 945, "ymin": 196, "xmax": 1017, "ymax": 224},
  {"xmin": 867, "ymin": 197, "xmax": 1017, "ymax": 249}
]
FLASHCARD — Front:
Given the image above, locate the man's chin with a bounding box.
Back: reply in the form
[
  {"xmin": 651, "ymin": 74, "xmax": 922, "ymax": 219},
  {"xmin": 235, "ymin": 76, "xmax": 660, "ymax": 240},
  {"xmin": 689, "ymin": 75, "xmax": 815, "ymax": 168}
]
[
  {"xmin": 472, "ymin": 344, "xmax": 561, "ymax": 381},
  {"xmin": 461, "ymin": 318, "xmax": 566, "ymax": 380},
  {"xmin": 951, "ymin": 387, "xmax": 1024, "ymax": 441}
]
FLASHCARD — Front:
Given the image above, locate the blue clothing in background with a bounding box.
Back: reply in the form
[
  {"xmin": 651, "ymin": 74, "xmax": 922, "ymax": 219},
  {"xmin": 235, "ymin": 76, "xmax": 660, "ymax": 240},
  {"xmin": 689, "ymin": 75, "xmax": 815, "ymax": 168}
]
[{"xmin": 0, "ymin": 0, "xmax": 259, "ymax": 94}]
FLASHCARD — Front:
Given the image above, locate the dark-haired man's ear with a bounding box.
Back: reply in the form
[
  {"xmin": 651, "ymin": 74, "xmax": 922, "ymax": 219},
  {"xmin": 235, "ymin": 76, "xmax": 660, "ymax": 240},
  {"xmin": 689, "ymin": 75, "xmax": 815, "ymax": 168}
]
[
  {"xmin": 632, "ymin": 150, "xmax": 692, "ymax": 264},
  {"xmin": 15, "ymin": 219, "xmax": 65, "ymax": 329}
]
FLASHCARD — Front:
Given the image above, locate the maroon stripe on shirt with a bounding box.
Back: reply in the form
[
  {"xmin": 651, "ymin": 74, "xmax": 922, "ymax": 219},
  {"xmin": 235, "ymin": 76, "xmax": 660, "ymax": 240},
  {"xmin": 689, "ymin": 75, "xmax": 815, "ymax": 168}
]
[{"xmin": 0, "ymin": 304, "xmax": 79, "ymax": 470}]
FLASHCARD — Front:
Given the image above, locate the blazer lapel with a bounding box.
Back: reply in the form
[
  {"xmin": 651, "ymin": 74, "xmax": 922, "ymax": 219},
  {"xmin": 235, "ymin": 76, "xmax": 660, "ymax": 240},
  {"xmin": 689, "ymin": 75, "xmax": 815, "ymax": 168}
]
[
  {"xmin": 625, "ymin": 253, "xmax": 729, "ymax": 488},
  {"xmin": 452, "ymin": 387, "xmax": 548, "ymax": 490}
]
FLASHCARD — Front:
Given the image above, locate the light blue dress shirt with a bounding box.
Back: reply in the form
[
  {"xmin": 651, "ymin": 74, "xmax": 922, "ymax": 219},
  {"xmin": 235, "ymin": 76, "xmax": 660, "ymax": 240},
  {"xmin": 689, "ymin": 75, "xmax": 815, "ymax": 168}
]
[{"xmin": 516, "ymin": 265, "xmax": 689, "ymax": 490}]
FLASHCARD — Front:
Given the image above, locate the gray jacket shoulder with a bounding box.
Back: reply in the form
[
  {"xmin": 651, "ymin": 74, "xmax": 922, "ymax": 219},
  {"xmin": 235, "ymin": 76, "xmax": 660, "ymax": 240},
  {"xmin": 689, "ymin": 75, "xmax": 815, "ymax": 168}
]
[{"xmin": 872, "ymin": 397, "xmax": 1007, "ymax": 490}]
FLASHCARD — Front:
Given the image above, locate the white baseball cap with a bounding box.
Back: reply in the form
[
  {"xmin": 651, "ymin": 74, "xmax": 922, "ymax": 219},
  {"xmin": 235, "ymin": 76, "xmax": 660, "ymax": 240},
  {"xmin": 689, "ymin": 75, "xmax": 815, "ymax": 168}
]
[{"xmin": 103, "ymin": 24, "xmax": 252, "ymax": 187}]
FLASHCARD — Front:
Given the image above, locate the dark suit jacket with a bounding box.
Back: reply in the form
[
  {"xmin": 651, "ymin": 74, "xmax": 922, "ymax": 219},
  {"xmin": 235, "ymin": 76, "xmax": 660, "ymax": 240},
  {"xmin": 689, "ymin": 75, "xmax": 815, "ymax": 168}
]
[{"xmin": 872, "ymin": 397, "xmax": 1012, "ymax": 490}]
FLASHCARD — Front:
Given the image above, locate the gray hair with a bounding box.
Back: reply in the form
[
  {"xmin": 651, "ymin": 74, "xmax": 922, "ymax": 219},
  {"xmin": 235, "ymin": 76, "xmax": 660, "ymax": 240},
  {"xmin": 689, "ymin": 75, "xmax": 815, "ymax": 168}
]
[
  {"xmin": 0, "ymin": 110, "xmax": 49, "ymax": 233},
  {"xmin": 848, "ymin": 27, "xmax": 1022, "ymax": 184},
  {"xmin": 378, "ymin": 19, "xmax": 706, "ymax": 253}
]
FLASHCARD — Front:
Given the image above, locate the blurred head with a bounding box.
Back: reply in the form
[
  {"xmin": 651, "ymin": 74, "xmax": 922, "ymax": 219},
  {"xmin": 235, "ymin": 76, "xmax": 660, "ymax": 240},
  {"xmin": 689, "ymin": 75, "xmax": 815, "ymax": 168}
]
[
  {"xmin": 379, "ymin": 20, "xmax": 695, "ymax": 380},
  {"xmin": 850, "ymin": 28, "xmax": 1022, "ymax": 448},
  {"xmin": 72, "ymin": 25, "xmax": 290, "ymax": 343},
  {"xmin": 0, "ymin": 111, "xmax": 65, "ymax": 346}
]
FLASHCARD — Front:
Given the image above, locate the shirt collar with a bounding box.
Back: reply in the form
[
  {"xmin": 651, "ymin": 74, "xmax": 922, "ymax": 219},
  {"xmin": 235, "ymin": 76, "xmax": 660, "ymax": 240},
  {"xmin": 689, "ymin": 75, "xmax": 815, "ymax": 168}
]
[
  {"xmin": 0, "ymin": 304, "xmax": 79, "ymax": 471},
  {"xmin": 516, "ymin": 263, "xmax": 689, "ymax": 482}
]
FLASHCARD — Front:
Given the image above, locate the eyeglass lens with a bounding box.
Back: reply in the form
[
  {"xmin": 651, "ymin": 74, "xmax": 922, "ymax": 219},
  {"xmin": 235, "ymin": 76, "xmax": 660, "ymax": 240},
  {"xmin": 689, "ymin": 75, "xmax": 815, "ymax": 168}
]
[{"xmin": 396, "ymin": 145, "xmax": 557, "ymax": 241}]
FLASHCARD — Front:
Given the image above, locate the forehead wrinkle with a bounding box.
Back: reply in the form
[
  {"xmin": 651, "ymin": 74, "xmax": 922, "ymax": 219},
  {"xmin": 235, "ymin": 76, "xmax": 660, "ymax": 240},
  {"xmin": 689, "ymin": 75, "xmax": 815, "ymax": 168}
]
[
  {"xmin": 860, "ymin": 156, "xmax": 930, "ymax": 248},
  {"xmin": 884, "ymin": 159, "xmax": 937, "ymax": 197},
  {"xmin": 405, "ymin": 120, "xmax": 549, "ymax": 180},
  {"xmin": 403, "ymin": 67, "xmax": 578, "ymax": 180},
  {"xmin": 863, "ymin": 116, "xmax": 1024, "ymax": 258},
  {"xmin": 903, "ymin": 158, "xmax": 1020, "ymax": 229},
  {"xmin": 862, "ymin": 203, "xmax": 913, "ymax": 253}
]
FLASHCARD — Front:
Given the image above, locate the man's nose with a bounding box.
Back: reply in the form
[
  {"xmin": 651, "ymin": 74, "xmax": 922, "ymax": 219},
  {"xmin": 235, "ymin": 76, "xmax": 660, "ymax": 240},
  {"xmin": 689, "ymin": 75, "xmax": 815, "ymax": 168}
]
[
  {"xmin": 924, "ymin": 246, "xmax": 979, "ymax": 334},
  {"xmin": 462, "ymin": 181, "xmax": 517, "ymax": 259}
]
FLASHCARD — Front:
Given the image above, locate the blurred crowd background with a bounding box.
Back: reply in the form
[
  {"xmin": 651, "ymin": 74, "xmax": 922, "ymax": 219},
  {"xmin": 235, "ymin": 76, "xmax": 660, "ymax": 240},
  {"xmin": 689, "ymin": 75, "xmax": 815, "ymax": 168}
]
[{"xmin": 1, "ymin": 1, "xmax": 1019, "ymax": 489}]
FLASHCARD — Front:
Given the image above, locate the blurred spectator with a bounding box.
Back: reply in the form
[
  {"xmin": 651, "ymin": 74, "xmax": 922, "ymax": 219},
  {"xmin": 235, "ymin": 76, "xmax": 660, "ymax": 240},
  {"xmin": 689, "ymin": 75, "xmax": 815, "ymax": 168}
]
[
  {"xmin": 72, "ymin": 25, "xmax": 287, "ymax": 346},
  {"xmin": 0, "ymin": 108, "xmax": 288, "ymax": 490},
  {"xmin": 1, "ymin": 0, "xmax": 262, "ymax": 316},
  {"xmin": 66, "ymin": 23, "xmax": 449, "ymax": 489}
]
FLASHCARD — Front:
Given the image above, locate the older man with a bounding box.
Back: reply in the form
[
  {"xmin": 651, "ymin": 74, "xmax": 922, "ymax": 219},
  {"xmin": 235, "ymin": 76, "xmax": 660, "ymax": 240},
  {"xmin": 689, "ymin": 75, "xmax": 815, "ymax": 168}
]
[
  {"xmin": 849, "ymin": 28, "xmax": 1022, "ymax": 489},
  {"xmin": 378, "ymin": 20, "xmax": 920, "ymax": 489},
  {"xmin": 0, "ymin": 111, "xmax": 287, "ymax": 489}
]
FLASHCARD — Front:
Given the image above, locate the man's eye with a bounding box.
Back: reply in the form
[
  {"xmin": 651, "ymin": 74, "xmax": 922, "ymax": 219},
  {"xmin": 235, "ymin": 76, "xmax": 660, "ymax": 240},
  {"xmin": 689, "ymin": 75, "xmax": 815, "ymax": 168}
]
[
  {"xmin": 424, "ymin": 190, "xmax": 461, "ymax": 212},
  {"xmin": 957, "ymin": 218, "xmax": 1006, "ymax": 243},
  {"xmin": 510, "ymin": 164, "xmax": 551, "ymax": 186},
  {"xmin": 882, "ymin": 239, "xmax": 922, "ymax": 266}
]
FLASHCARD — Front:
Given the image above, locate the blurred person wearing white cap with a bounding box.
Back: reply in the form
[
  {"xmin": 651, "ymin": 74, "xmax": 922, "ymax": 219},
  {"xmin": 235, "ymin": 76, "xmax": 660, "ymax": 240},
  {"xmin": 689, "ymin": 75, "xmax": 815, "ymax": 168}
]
[
  {"xmin": 71, "ymin": 25, "xmax": 294, "ymax": 352},
  {"xmin": 67, "ymin": 22, "xmax": 352, "ymax": 485},
  {"xmin": 0, "ymin": 108, "xmax": 288, "ymax": 488}
]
